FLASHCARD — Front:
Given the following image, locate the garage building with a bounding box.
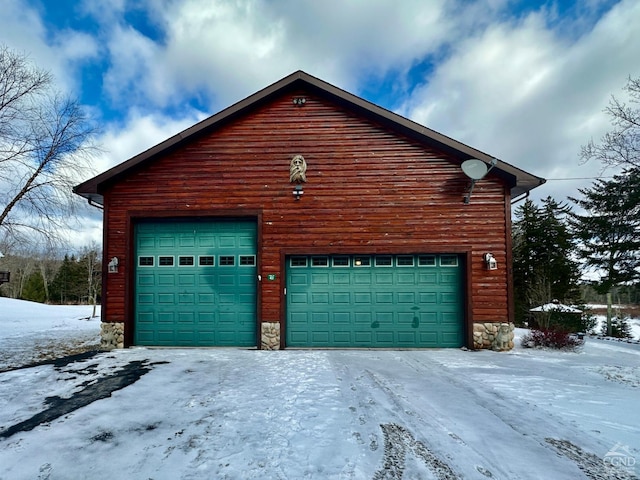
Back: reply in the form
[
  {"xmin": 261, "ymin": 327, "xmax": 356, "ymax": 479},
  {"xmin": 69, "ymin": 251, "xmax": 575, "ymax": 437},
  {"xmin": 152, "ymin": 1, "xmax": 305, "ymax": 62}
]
[{"xmin": 74, "ymin": 71, "xmax": 545, "ymax": 351}]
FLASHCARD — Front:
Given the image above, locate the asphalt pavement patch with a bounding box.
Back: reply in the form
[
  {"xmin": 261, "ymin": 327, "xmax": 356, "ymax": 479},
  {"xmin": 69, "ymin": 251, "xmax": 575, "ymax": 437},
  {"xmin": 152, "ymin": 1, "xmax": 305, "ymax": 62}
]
[{"xmin": 0, "ymin": 358, "xmax": 166, "ymax": 440}]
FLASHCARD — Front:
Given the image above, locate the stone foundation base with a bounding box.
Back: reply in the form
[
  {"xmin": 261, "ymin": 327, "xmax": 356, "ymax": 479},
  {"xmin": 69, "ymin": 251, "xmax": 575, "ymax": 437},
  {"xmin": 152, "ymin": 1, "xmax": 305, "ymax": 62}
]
[
  {"xmin": 261, "ymin": 322, "xmax": 281, "ymax": 350},
  {"xmin": 99, "ymin": 320, "xmax": 515, "ymax": 351},
  {"xmin": 101, "ymin": 322, "xmax": 125, "ymax": 350},
  {"xmin": 473, "ymin": 322, "xmax": 515, "ymax": 351}
]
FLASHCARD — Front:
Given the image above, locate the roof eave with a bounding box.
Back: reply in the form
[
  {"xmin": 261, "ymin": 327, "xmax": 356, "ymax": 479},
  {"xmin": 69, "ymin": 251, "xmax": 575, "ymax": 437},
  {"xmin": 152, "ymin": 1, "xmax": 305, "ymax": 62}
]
[{"xmin": 73, "ymin": 70, "xmax": 546, "ymax": 203}]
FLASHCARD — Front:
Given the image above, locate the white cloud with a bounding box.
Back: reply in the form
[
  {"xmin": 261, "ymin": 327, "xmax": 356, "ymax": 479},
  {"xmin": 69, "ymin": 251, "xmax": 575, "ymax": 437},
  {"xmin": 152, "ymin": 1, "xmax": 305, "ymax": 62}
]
[
  {"xmin": 102, "ymin": 24, "xmax": 162, "ymax": 108},
  {"xmin": 58, "ymin": 211, "xmax": 104, "ymax": 250},
  {"xmin": 80, "ymin": 0, "xmax": 127, "ymax": 20},
  {"xmin": 93, "ymin": 0, "xmax": 469, "ymax": 111},
  {"xmin": 53, "ymin": 30, "xmax": 99, "ymax": 65},
  {"xmin": 70, "ymin": 110, "xmax": 206, "ymax": 250},
  {"xmin": 90, "ymin": 109, "xmax": 207, "ymax": 176},
  {"xmin": 399, "ymin": 0, "xmax": 640, "ymax": 203},
  {"xmin": 0, "ymin": 0, "xmax": 98, "ymax": 94},
  {"xmin": 3, "ymin": 0, "xmax": 640, "ymax": 214},
  {"xmin": 0, "ymin": 1, "xmax": 49, "ymax": 63}
]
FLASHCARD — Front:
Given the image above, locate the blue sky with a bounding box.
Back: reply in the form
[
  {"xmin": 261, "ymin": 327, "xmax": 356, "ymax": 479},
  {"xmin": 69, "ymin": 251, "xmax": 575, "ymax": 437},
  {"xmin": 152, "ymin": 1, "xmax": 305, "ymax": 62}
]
[{"xmin": 1, "ymin": 0, "xmax": 639, "ymax": 246}]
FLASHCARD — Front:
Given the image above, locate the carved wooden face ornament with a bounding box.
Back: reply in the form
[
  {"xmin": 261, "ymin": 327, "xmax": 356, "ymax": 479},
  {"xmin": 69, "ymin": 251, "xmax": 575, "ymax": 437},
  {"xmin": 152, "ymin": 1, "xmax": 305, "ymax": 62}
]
[{"xmin": 290, "ymin": 154, "xmax": 307, "ymax": 183}]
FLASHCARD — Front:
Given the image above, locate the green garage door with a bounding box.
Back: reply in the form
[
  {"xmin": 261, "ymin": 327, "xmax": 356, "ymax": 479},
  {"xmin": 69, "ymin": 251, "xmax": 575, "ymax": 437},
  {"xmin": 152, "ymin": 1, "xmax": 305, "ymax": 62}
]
[
  {"xmin": 134, "ymin": 220, "xmax": 257, "ymax": 346},
  {"xmin": 286, "ymin": 254, "xmax": 463, "ymax": 348}
]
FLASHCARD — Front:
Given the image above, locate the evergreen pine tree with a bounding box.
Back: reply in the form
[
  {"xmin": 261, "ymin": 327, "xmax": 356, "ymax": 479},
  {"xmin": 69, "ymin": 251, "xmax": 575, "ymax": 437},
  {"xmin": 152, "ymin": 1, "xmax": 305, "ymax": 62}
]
[
  {"xmin": 569, "ymin": 168, "xmax": 640, "ymax": 294},
  {"xmin": 20, "ymin": 271, "xmax": 46, "ymax": 303},
  {"xmin": 512, "ymin": 197, "xmax": 580, "ymax": 326},
  {"xmin": 600, "ymin": 315, "xmax": 633, "ymax": 338},
  {"xmin": 49, "ymin": 254, "xmax": 86, "ymax": 304}
]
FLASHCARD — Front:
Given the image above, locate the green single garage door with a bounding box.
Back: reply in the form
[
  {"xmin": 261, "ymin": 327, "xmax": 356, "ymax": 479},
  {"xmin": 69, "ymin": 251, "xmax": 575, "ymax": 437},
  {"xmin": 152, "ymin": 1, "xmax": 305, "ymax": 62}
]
[
  {"xmin": 134, "ymin": 219, "xmax": 257, "ymax": 346},
  {"xmin": 286, "ymin": 254, "xmax": 464, "ymax": 348}
]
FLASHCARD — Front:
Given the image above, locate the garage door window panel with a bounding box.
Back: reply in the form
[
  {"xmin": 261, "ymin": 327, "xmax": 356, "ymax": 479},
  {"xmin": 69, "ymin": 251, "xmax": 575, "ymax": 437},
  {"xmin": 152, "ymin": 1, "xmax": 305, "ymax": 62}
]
[
  {"xmin": 159, "ymin": 256, "xmax": 174, "ymax": 267},
  {"xmin": 375, "ymin": 256, "xmax": 392, "ymax": 267},
  {"xmin": 396, "ymin": 255, "xmax": 414, "ymax": 267},
  {"xmin": 440, "ymin": 255, "xmax": 458, "ymax": 267},
  {"xmin": 199, "ymin": 256, "xmax": 215, "ymax": 266},
  {"xmin": 354, "ymin": 256, "xmax": 371, "ymax": 267},
  {"xmin": 139, "ymin": 256, "xmax": 154, "ymax": 267},
  {"xmin": 219, "ymin": 255, "xmax": 235, "ymax": 266},
  {"xmin": 290, "ymin": 256, "xmax": 308, "ymax": 267},
  {"xmin": 240, "ymin": 255, "xmax": 256, "ymax": 266},
  {"xmin": 418, "ymin": 255, "xmax": 436, "ymax": 267},
  {"xmin": 332, "ymin": 256, "xmax": 349, "ymax": 267},
  {"xmin": 311, "ymin": 256, "xmax": 329, "ymax": 267},
  {"xmin": 178, "ymin": 256, "xmax": 194, "ymax": 266}
]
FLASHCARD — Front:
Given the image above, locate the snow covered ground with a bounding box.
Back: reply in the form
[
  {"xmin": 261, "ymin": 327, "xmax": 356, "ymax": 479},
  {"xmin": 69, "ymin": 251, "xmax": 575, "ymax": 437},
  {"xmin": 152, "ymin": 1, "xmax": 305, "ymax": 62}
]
[
  {"xmin": 0, "ymin": 298, "xmax": 100, "ymax": 372},
  {"xmin": 0, "ymin": 299, "xmax": 638, "ymax": 479}
]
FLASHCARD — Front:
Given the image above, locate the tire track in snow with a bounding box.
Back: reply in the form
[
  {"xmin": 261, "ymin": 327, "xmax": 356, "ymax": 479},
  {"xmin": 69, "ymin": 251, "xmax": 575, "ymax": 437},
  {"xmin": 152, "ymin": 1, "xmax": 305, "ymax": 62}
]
[
  {"xmin": 396, "ymin": 352, "xmax": 636, "ymax": 480},
  {"xmin": 373, "ymin": 423, "xmax": 459, "ymax": 480},
  {"xmin": 330, "ymin": 353, "xmax": 464, "ymax": 479},
  {"xmin": 546, "ymin": 438, "xmax": 638, "ymax": 480}
]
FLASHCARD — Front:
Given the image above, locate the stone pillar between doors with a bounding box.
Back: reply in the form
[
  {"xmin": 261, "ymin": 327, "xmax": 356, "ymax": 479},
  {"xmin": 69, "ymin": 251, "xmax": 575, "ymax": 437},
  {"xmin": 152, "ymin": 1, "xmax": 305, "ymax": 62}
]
[
  {"xmin": 261, "ymin": 322, "xmax": 281, "ymax": 350},
  {"xmin": 100, "ymin": 322, "xmax": 125, "ymax": 350},
  {"xmin": 473, "ymin": 322, "xmax": 515, "ymax": 351}
]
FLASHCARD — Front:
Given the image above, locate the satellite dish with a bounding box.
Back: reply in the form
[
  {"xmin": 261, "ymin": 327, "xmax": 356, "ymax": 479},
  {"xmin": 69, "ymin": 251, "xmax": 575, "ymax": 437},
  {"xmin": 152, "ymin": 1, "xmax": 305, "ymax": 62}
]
[{"xmin": 461, "ymin": 159, "xmax": 488, "ymax": 180}]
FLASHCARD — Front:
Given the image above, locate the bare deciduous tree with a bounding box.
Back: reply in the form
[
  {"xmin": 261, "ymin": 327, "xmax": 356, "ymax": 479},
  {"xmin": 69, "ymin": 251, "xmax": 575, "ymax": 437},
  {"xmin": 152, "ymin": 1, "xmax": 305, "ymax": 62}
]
[
  {"xmin": 0, "ymin": 45, "xmax": 98, "ymax": 247},
  {"xmin": 78, "ymin": 242, "xmax": 102, "ymax": 316},
  {"xmin": 581, "ymin": 76, "xmax": 640, "ymax": 168}
]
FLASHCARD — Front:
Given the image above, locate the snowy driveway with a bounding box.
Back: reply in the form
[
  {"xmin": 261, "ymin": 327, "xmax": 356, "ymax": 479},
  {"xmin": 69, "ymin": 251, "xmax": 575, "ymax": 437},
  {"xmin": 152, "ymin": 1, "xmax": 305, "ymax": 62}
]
[{"xmin": 0, "ymin": 340, "xmax": 639, "ymax": 479}]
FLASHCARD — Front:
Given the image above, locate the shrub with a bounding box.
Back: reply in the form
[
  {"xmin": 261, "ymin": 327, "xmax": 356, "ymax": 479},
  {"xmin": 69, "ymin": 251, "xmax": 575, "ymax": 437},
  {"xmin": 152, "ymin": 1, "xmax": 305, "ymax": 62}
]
[
  {"xmin": 599, "ymin": 315, "xmax": 633, "ymax": 338},
  {"xmin": 521, "ymin": 329, "xmax": 583, "ymax": 350},
  {"xmin": 528, "ymin": 306, "xmax": 595, "ymax": 333},
  {"xmin": 547, "ymin": 308, "xmax": 596, "ymax": 333},
  {"xmin": 575, "ymin": 306, "xmax": 598, "ymax": 333}
]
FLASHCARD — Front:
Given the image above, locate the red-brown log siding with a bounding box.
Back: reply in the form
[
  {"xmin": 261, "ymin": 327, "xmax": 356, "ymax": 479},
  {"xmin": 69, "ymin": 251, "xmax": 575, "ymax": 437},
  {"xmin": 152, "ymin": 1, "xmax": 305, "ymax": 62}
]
[{"xmin": 101, "ymin": 89, "xmax": 511, "ymax": 347}]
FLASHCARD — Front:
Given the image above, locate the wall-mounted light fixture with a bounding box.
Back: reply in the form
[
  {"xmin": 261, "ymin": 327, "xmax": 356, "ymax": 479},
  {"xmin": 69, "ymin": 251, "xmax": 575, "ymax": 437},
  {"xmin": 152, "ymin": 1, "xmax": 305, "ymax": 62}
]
[
  {"xmin": 484, "ymin": 253, "xmax": 497, "ymax": 270},
  {"xmin": 292, "ymin": 97, "xmax": 306, "ymax": 106},
  {"xmin": 108, "ymin": 256, "xmax": 119, "ymax": 273},
  {"xmin": 293, "ymin": 184, "xmax": 304, "ymax": 200}
]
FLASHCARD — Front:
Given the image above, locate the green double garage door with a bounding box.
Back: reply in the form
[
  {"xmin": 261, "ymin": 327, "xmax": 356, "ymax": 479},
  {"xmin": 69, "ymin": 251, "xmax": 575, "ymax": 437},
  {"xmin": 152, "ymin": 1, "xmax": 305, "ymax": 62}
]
[
  {"xmin": 287, "ymin": 254, "xmax": 464, "ymax": 348},
  {"xmin": 134, "ymin": 220, "xmax": 257, "ymax": 346},
  {"xmin": 134, "ymin": 220, "xmax": 463, "ymax": 348}
]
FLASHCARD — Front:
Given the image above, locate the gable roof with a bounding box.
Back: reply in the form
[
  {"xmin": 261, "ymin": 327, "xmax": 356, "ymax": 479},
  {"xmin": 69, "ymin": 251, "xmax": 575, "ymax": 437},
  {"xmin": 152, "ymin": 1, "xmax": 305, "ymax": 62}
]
[{"xmin": 74, "ymin": 70, "xmax": 545, "ymax": 205}]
